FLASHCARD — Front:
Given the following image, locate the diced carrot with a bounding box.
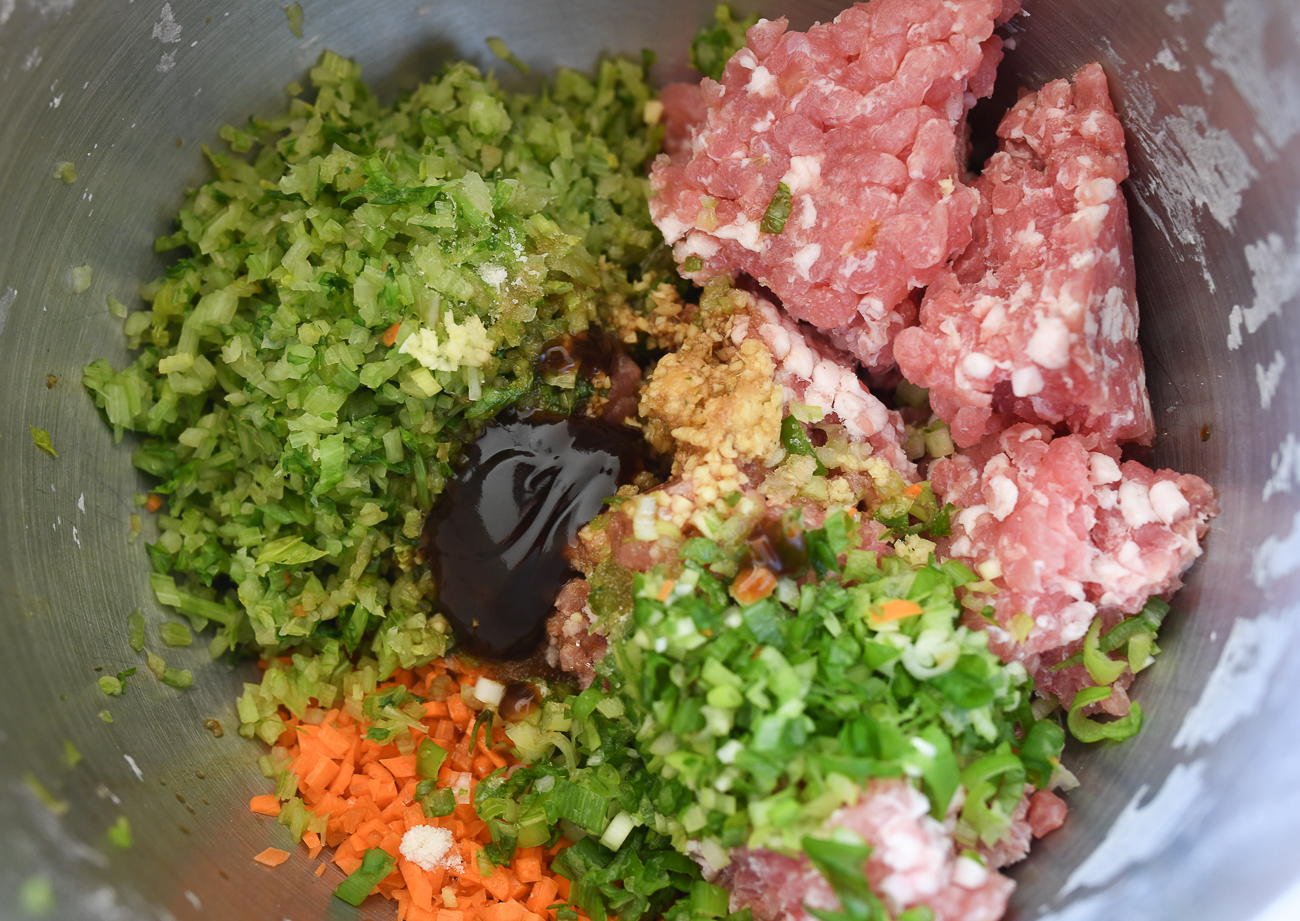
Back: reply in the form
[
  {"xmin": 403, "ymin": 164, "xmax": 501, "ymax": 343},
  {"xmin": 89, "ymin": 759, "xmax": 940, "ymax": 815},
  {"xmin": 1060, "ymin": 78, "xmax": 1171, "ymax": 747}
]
[
  {"xmin": 254, "ymin": 847, "xmax": 291, "ymax": 868},
  {"xmin": 249, "ymin": 794, "xmax": 281, "ymax": 817},
  {"xmin": 144, "ymin": 493, "xmax": 163, "ymax": 513},
  {"xmin": 481, "ymin": 867, "xmax": 515, "ymax": 902},
  {"xmin": 656, "ymin": 579, "xmax": 675, "ymax": 602},
  {"xmin": 526, "ymin": 878, "xmax": 559, "ymax": 915},
  {"xmin": 446, "ymin": 693, "xmax": 472, "ymax": 725},
  {"xmin": 514, "ymin": 856, "xmax": 543, "ymax": 884},
  {"xmin": 251, "ymin": 660, "xmax": 572, "ymax": 921},
  {"xmin": 553, "ymin": 876, "xmax": 571, "ymax": 901},
  {"xmin": 873, "ymin": 599, "xmax": 924, "ymax": 623},
  {"xmin": 382, "ymin": 321, "xmax": 402, "ymax": 347},
  {"xmin": 382, "ymin": 754, "xmax": 419, "ymax": 779},
  {"xmin": 903, "ymin": 482, "xmax": 925, "ymax": 498},
  {"xmin": 731, "ymin": 564, "xmax": 777, "ymax": 605},
  {"xmin": 484, "ymin": 900, "xmax": 527, "ymax": 921},
  {"xmin": 379, "ymin": 831, "xmax": 403, "ymax": 858},
  {"xmin": 401, "ymin": 858, "xmax": 437, "ymax": 913}
]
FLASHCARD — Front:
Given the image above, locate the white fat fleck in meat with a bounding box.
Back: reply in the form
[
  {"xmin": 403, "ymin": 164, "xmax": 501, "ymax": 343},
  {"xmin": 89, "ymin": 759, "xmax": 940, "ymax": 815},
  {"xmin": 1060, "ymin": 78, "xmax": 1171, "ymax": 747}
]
[
  {"xmin": 792, "ymin": 243, "xmax": 821, "ymax": 280},
  {"xmin": 734, "ymin": 50, "xmax": 757, "ymax": 70},
  {"xmin": 751, "ymin": 111, "xmax": 776, "ymax": 133},
  {"xmin": 1011, "ymin": 364, "xmax": 1045, "ymax": 396},
  {"xmin": 1095, "ymin": 485, "xmax": 1118, "ymax": 509},
  {"xmin": 1098, "ymin": 285, "xmax": 1130, "ymax": 342},
  {"xmin": 1118, "ymin": 480, "xmax": 1158, "ymax": 527},
  {"xmin": 1076, "ymin": 176, "xmax": 1118, "ymax": 206},
  {"xmin": 747, "ymin": 65, "xmax": 777, "ymax": 97},
  {"xmin": 1088, "ymin": 452, "xmax": 1122, "ymax": 485},
  {"xmin": 1149, "ymin": 480, "xmax": 1191, "ymax": 525},
  {"xmin": 1024, "ymin": 316, "xmax": 1072, "ymax": 369},
  {"xmin": 987, "ymin": 474, "xmax": 1020, "ymax": 521},
  {"xmin": 713, "ymin": 216, "xmax": 766, "ymax": 251},
  {"xmin": 1057, "ymin": 601, "xmax": 1097, "ymax": 644},
  {"xmin": 1071, "ymin": 202, "xmax": 1110, "ymax": 230},
  {"xmin": 957, "ymin": 504, "xmax": 990, "ymax": 531},
  {"xmin": 979, "ymin": 302, "xmax": 1006, "ymax": 339},
  {"xmin": 681, "ymin": 231, "xmax": 720, "ymax": 259},
  {"xmin": 952, "ymin": 855, "xmax": 990, "ymax": 889},
  {"xmin": 961, "ymin": 351, "xmax": 995, "ymax": 380},
  {"xmin": 779, "ymin": 155, "xmax": 822, "ymax": 195},
  {"xmin": 658, "ymin": 213, "xmax": 692, "ymax": 245},
  {"xmin": 1015, "ymin": 221, "xmax": 1044, "ymax": 250},
  {"xmin": 799, "ymin": 194, "xmax": 818, "ymax": 230},
  {"xmin": 1068, "ymin": 249, "xmax": 1099, "ymax": 270}
]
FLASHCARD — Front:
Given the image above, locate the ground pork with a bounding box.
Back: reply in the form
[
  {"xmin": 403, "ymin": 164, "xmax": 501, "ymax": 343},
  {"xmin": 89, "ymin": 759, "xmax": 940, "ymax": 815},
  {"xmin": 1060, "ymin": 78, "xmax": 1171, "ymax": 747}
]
[
  {"xmin": 650, "ymin": 0, "xmax": 1020, "ymax": 371},
  {"xmin": 894, "ymin": 63, "xmax": 1155, "ymax": 448},
  {"xmin": 732, "ymin": 293, "xmax": 916, "ymax": 478},
  {"xmin": 928, "ymin": 424, "xmax": 1217, "ymax": 672},
  {"xmin": 718, "ymin": 780, "xmax": 1015, "ymax": 921}
]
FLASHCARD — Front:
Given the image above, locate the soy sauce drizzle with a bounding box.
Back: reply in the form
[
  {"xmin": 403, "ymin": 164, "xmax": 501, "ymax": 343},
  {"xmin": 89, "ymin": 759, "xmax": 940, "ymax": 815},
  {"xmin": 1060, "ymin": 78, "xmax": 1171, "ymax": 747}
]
[{"xmin": 422, "ymin": 410, "xmax": 652, "ymax": 660}]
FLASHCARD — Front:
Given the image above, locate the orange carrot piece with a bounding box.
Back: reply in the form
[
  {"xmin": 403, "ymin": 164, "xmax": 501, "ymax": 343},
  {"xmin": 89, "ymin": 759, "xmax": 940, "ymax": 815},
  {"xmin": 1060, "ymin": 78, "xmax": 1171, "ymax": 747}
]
[
  {"xmin": 144, "ymin": 493, "xmax": 163, "ymax": 513},
  {"xmin": 731, "ymin": 564, "xmax": 777, "ymax": 605},
  {"xmin": 382, "ymin": 322, "xmax": 402, "ymax": 347},
  {"xmin": 401, "ymin": 858, "xmax": 437, "ymax": 913},
  {"xmin": 382, "ymin": 754, "xmax": 419, "ymax": 779},
  {"xmin": 903, "ymin": 482, "xmax": 925, "ymax": 498},
  {"xmin": 514, "ymin": 856, "xmax": 543, "ymax": 884},
  {"xmin": 315, "ymin": 863, "xmax": 327, "ymax": 878},
  {"xmin": 254, "ymin": 847, "xmax": 291, "ymax": 867},
  {"xmin": 249, "ymin": 794, "xmax": 282, "ymax": 817},
  {"xmin": 526, "ymin": 878, "xmax": 559, "ymax": 915},
  {"xmin": 873, "ymin": 599, "xmax": 924, "ymax": 623}
]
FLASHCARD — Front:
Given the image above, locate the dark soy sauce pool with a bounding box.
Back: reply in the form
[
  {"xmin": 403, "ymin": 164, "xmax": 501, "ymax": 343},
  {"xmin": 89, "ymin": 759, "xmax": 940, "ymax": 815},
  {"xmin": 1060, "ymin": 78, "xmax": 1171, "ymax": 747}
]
[{"xmin": 421, "ymin": 410, "xmax": 650, "ymax": 660}]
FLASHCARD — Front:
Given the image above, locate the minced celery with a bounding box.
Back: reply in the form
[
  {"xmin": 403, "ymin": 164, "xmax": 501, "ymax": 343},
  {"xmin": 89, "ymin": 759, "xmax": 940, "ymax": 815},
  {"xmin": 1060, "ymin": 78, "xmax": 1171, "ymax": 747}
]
[{"xmin": 83, "ymin": 49, "xmax": 670, "ymax": 675}]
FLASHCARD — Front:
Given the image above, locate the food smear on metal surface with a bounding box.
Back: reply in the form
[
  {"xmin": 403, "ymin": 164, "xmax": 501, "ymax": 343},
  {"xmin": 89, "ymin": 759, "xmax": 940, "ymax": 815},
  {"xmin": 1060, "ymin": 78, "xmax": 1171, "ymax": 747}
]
[{"xmin": 80, "ymin": 5, "xmax": 1222, "ymax": 921}]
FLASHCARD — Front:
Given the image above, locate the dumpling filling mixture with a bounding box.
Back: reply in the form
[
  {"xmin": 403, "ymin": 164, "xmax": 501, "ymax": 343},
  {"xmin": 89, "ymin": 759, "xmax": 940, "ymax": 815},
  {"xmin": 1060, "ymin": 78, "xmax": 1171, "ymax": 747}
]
[{"xmin": 84, "ymin": 5, "xmax": 1217, "ymax": 921}]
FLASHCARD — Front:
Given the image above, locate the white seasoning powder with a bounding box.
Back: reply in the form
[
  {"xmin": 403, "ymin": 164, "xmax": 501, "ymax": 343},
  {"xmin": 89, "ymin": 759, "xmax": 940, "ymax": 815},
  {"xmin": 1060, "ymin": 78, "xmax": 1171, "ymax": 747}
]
[{"xmin": 400, "ymin": 825, "xmax": 460, "ymax": 871}]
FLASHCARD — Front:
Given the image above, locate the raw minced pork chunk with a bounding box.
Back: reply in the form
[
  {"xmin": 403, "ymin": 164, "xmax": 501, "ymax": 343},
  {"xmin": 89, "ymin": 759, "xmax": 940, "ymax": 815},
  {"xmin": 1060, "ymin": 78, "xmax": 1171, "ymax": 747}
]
[
  {"xmin": 929, "ymin": 424, "xmax": 1217, "ymax": 692},
  {"xmin": 894, "ymin": 63, "xmax": 1155, "ymax": 448},
  {"xmin": 650, "ymin": 0, "xmax": 1019, "ymax": 371},
  {"xmin": 732, "ymin": 293, "xmax": 915, "ymax": 477},
  {"xmin": 718, "ymin": 780, "xmax": 1020, "ymax": 921}
]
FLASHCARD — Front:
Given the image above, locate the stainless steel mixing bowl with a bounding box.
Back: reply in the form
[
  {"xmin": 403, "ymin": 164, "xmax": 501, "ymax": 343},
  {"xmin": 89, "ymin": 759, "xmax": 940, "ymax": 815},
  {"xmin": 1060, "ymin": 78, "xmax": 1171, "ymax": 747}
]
[{"xmin": 1, "ymin": 1, "xmax": 1297, "ymax": 919}]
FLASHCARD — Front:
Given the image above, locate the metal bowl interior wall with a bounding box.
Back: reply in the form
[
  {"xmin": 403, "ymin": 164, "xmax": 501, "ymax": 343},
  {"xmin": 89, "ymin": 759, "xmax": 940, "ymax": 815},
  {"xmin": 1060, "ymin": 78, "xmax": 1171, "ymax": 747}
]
[{"xmin": 0, "ymin": 1, "xmax": 1297, "ymax": 919}]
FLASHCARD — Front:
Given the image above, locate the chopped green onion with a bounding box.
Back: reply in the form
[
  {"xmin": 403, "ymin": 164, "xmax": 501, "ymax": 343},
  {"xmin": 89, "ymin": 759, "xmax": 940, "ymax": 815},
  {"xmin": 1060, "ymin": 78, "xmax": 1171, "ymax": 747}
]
[
  {"xmin": 780, "ymin": 415, "xmax": 828, "ymax": 475},
  {"xmin": 127, "ymin": 609, "xmax": 146, "ymax": 652},
  {"xmin": 760, "ymin": 183, "xmax": 793, "ymax": 235},
  {"xmin": 61, "ymin": 741, "xmax": 82, "ymax": 769},
  {"xmin": 486, "ymin": 36, "xmax": 531, "ymax": 74},
  {"xmin": 19, "ymin": 876, "xmax": 54, "ymax": 916},
  {"xmin": 107, "ymin": 816, "xmax": 133, "ymax": 848},
  {"xmin": 333, "ymin": 847, "xmax": 396, "ymax": 906},
  {"xmin": 160, "ymin": 622, "xmax": 193, "ymax": 647},
  {"xmin": 417, "ymin": 738, "xmax": 449, "ymax": 780},
  {"xmin": 1082, "ymin": 618, "xmax": 1126, "ymax": 685},
  {"xmin": 283, "ymin": 2, "xmax": 303, "ymax": 37},
  {"xmin": 23, "ymin": 772, "xmax": 68, "ymax": 816},
  {"xmin": 1067, "ymin": 687, "xmax": 1143, "ymax": 743},
  {"xmin": 29, "ymin": 425, "xmax": 57, "ymax": 458}
]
